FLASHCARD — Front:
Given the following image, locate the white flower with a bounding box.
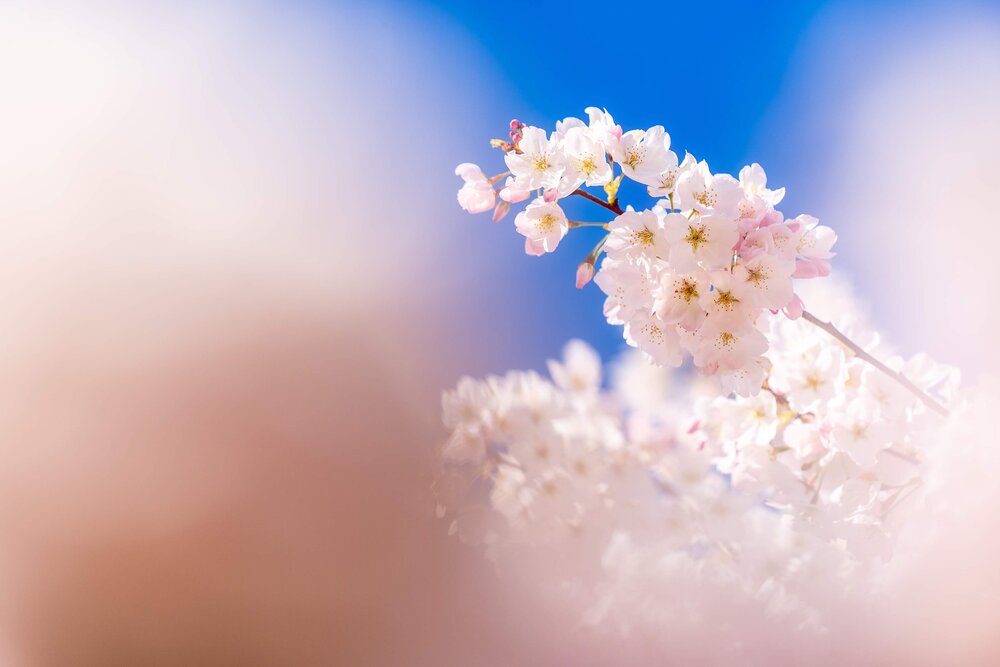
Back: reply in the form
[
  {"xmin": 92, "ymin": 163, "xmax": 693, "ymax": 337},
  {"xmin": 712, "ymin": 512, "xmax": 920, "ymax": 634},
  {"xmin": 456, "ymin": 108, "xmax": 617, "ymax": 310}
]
[
  {"xmin": 554, "ymin": 115, "xmax": 586, "ymax": 139},
  {"xmin": 664, "ymin": 213, "xmax": 739, "ymax": 271},
  {"xmin": 769, "ymin": 343, "xmax": 845, "ymax": 415},
  {"xmin": 793, "ymin": 216, "xmax": 837, "ymax": 279},
  {"xmin": 733, "ymin": 252, "xmax": 796, "ymax": 310},
  {"xmin": 699, "ymin": 270, "xmax": 753, "ymax": 319},
  {"xmin": 583, "ymin": 106, "xmax": 621, "ymax": 150},
  {"xmin": 504, "ymin": 126, "xmax": 566, "ymax": 191},
  {"xmin": 655, "ymin": 270, "xmax": 708, "ymax": 331},
  {"xmin": 499, "ymin": 175, "xmax": 531, "ymax": 203},
  {"xmin": 562, "ymin": 126, "xmax": 613, "ymax": 187},
  {"xmin": 719, "ymin": 391, "xmax": 779, "ymax": 448},
  {"xmin": 593, "ymin": 257, "xmax": 658, "ymax": 324},
  {"xmin": 648, "ymin": 152, "xmax": 696, "ymax": 199},
  {"xmin": 455, "ymin": 163, "xmax": 496, "ymax": 213},
  {"xmin": 738, "ymin": 163, "xmax": 785, "ymax": 206},
  {"xmin": 547, "ymin": 339, "xmax": 602, "ymax": 393},
  {"xmin": 441, "ymin": 423, "xmax": 487, "ymax": 463},
  {"xmin": 675, "ymin": 160, "xmax": 743, "ymax": 216},
  {"xmin": 625, "ymin": 313, "xmax": 683, "ymax": 367},
  {"xmin": 514, "ymin": 199, "xmax": 569, "ymax": 254},
  {"xmin": 609, "ymin": 125, "xmax": 673, "ymax": 186},
  {"xmin": 692, "ymin": 313, "xmax": 768, "ymax": 374},
  {"xmin": 831, "ymin": 397, "xmax": 896, "ymax": 468},
  {"xmin": 605, "ymin": 208, "xmax": 668, "ymax": 261},
  {"xmin": 782, "ymin": 420, "xmax": 827, "ymax": 465},
  {"xmin": 719, "ymin": 357, "xmax": 768, "ymax": 397},
  {"xmin": 442, "ymin": 375, "xmax": 493, "ymax": 429}
]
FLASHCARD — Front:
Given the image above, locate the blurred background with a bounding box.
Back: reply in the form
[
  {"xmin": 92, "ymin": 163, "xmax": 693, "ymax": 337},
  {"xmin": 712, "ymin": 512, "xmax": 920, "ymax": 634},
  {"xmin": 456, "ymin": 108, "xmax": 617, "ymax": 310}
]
[{"xmin": 0, "ymin": 0, "xmax": 998, "ymax": 664}]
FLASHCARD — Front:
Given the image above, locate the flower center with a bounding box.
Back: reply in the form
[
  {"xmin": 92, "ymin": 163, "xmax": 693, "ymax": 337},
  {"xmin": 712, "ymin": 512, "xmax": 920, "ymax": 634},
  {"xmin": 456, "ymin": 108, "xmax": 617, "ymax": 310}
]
[
  {"xmin": 745, "ymin": 266, "xmax": 767, "ymax": 286},
  {"xmin": 714, "ymin": 289, "xmax": 740, "ymax": 311},
  {"xmin": 676, "ymin": 279, "xmax": 699, "ymax": 303},
  {"xmin": 642, "ymin": 322, "xmax": 665, "ymax": 344},
  {"xmin": 536, "ymin": 214, "xmax": 556, "ymax": 234},
  {"xmin": 631, "ymin": 227, "xmax": 656, "ymax": 247},
  {"xmin": 685, "ymin": 225, "xmax": 708, "ymax": 252},
  {"xmin": 693, "ymin": 189, "xmax": 717, "ymax": 208},
  {"xmin": 624, "ymin": 146, "xmax": 644, "ymax": 169},
  {"xmin": 532, "ymin": 155, "xmax": 550, "ymax": 172},
  {"xmin": 737, "ymin": 200, "xmax": 757, "ymax": 220}
]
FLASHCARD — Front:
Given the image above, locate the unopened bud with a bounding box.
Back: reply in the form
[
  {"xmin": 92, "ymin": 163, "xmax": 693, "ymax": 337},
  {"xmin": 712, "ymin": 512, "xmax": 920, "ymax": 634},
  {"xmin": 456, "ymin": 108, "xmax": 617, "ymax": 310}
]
[
  {"xmin": 575, "ymin": 261, "xmax": 595, "ymax": 289},
  {"xmin": 492, "ymin": 200, "xmax": 511, "ymax": 223}
]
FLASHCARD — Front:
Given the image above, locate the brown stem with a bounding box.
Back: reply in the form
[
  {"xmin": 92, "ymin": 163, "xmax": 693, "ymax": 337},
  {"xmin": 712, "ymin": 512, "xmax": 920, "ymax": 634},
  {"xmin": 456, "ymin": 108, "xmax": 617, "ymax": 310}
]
[
  {"xmin": 801, "ymin": 311, "xmax": 949, "ymax": 417},
  {"xmin": 571, "ymin": 188, "xmax": 623, "ymax": 215}
]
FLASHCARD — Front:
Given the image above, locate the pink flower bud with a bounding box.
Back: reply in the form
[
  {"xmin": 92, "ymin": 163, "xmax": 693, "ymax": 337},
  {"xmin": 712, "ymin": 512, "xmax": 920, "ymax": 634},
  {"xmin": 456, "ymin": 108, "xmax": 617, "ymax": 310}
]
[
  {"xmin": 575, "ymin": 261, "xmax": 595, "ymax": 289},
  {"xmin": 542, "ymin": 189, "xmax": 559, "ymax": 203},
  {"xmin": 509, "ymin": 119, "xmax": 520, "ymax": 130},
  {"xmin": 492, "ymin": 200, "xmax": 511, "ymax": 223}
]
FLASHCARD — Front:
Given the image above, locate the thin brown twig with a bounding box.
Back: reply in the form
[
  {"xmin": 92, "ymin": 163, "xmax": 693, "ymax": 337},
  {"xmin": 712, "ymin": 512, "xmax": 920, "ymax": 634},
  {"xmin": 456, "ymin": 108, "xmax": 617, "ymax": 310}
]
[{"xmin": 571, "ymin": 188, "xmax": 623, "ymax": 215}]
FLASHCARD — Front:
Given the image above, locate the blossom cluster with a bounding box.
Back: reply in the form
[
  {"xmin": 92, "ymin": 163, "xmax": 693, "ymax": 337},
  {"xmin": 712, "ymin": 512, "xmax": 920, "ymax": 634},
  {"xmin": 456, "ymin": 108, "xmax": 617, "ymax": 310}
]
[
  {"xmin": 436, "ymin": 338, "xmax": 873, "ymax": 643},
  {"xmin": 455, "ymin": 108, "xmax": 837, "ymax": 396},
  {"xmin": 692, "ymin": 299, "xmax": 959, "ymax": 559}
]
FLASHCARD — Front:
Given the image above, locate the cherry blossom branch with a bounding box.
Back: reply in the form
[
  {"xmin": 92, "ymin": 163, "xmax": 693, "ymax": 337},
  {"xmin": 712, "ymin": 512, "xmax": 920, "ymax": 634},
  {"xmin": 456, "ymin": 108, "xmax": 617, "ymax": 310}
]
[
  {"xmin": 571, "ymin": 188, "xmax": 623, "ymax": 215},
  {"xmin": 801, "ymin": 311, "xmax": 949, "ymax": 417}
]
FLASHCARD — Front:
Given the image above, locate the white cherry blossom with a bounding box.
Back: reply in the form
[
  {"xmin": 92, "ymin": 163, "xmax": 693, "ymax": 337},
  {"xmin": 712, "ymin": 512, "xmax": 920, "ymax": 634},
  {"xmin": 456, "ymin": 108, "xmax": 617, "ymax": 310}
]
[
  {"xmin": 664, "ymin": 213, "xmax": 739, "ymax": 271},
  {"xmin": 455, "ymin": 163, "xmax": 496, "ymax": 214},
  {"xmin": 504, "ymin": 126, "xmax": 565, "ymax": 191},
  {"xmin": 655, "ymin": 270, "xmax": 708, "ymax": 331},
  {"xmin": 514, "ymin": 199, "xmax": 569, "ymax": 254},
  {"xmin": 609, "ymin": 125, "xmax": 673, "ymax": 186},
  {"xmin": 605, "ymin": 208, "xmax": 668, "ymax": 261},
  {"xmin": 648, "ymin": 152, "xmax": 696, "ymax": 199},
  {"xmin": 675, "ymin": 160, "xmax": 743, "ymax": 216},
  {"xmin": 563, "ymin": 126, "xmax": 613, "ymax": 186}
]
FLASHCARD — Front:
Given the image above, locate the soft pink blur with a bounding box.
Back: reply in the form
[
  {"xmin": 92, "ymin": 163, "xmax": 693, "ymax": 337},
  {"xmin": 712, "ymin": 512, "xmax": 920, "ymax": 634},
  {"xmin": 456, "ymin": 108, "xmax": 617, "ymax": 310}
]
[
  {"xmin": 771, "ymin": 6, "xmax": 1000, "ymax": 664},
  {"xmin": 0, "ymin": 3, "xmax": 561, "ymax": 665}
]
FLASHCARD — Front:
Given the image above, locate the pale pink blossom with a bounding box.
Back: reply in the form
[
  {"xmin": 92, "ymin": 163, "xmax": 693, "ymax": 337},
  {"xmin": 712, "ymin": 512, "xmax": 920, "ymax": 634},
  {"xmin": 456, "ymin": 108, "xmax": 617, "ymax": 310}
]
[
  {"xmin": 675, "ymin": 160, "xmax": 743, "ymax": 216},
  {"xmin": 504, "ymin": 126, "xmax": 565, "ymax": 191},
  {"xmin": 733, "ymin": 253, "xmax": 796, "ymax": 310},
  {"xmin": 514, "ymin": 199, "xmax": 569, "ymax": 254},
  {"xmin": 455, "ymin": 162, "xmax": 496, "ymax": 213},
  {"xmin": 664, "ymin": 213, "xmax": 739, "ymax": 271},
  {"xmin": 605, "ymin": 208, "xmax": 668, "ymax": 260},
  {"xmin": 655, "ymin": 270, "xmax": 708, "ymax": 331},
  {"xmin": 609, "ymin": 125, "xmax": 674, "ymax": 186},
  {"xmin": 693, "ymin": 313, "xmax": 768, "ymax": 373}
]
